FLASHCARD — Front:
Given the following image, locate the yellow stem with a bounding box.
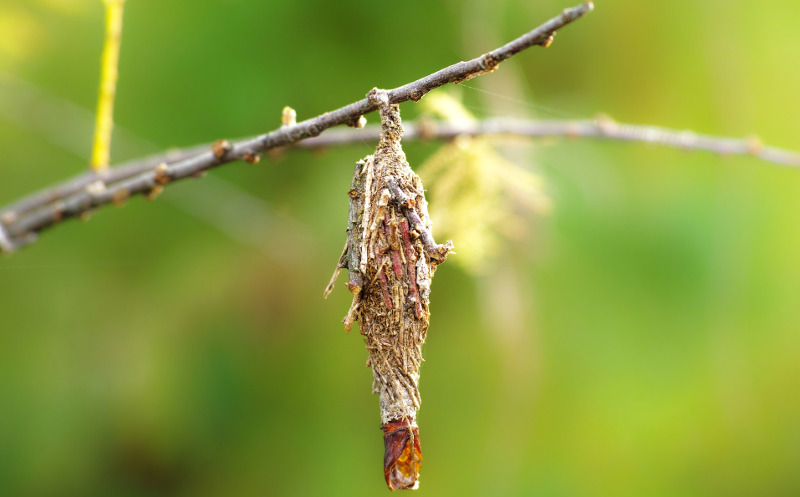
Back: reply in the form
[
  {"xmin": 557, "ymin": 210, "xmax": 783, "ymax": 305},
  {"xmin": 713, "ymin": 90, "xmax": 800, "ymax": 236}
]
[{"xmin": 90, "ymin": 0, "xmax": 125, "ymax": 172}]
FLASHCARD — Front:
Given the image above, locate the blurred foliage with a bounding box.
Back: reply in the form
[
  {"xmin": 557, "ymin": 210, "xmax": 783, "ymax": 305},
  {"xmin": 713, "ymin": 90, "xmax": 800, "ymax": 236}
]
[
  {"xmin": 1, "ymin": 1, "xmax": 799, "ymax": 496},
  {"xmin": 418, "ymin": 91, "xmax": 551, "ymax": 272}
]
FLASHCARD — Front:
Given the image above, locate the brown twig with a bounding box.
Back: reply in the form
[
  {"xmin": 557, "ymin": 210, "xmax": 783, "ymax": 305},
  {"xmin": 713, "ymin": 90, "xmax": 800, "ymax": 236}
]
[
  {"xmin": 6, "ymin": 110, "xmax": 800, "ymax": 252},
  {"xmin": 0, "ymin": 1, "xmax": 596, "ymax": 252},
  {"xmin": 5, "ymin": 111, "xmax": 798, "ymax": 232}
]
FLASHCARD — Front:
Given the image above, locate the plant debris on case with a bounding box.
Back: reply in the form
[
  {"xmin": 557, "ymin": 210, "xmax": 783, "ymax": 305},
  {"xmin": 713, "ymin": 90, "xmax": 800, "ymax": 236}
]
[{"xmin": 325, "ymin": 88, "xmax": 453, "ymax": 490}]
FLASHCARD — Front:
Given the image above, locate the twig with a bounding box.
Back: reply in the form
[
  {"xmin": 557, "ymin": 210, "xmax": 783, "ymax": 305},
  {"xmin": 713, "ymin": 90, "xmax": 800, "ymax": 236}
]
[
  {"xmin": 90, "ymin": 0, "xmax": 126, "ymax": 171},
  {"xmin": 2, "ymin": 114, "xmax": 799, "ymax": 251},
  {"xmin": 5, "ymin": 111, "xmax": 798, "ymax": 235},
  {"xmin": 0, "ymin": 147, "xmax": 205, "ymax": 221},
  {"xmin": 304, "ymin": 117, "xmax": 800, "ymax": 168},
  {"xmin": 0, "ymin": 1, "xmax": 593, "ymax": 252}
]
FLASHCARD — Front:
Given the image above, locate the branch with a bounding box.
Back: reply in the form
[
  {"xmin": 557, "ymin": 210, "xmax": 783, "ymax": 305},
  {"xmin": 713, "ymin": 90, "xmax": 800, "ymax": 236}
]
[
  {"xmin": 306, "ymin": 117, "xmax": 800, "ymax": 168},
  {"xmin": 6, "ymin": 113, "xmax": 797, "ymax": 232},
  {"xmin": 0, "ymin": 1, "xmax": 593, "ymax": 252}
]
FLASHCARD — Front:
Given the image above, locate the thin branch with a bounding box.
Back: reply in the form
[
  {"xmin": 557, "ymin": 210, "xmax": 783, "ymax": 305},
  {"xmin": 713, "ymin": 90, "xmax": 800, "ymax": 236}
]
[
  {"xmin": 3, "ymin": 114, "xmax": 799, "ymax": 253},
  {"xmin": 0, "ymin": 146, "xmax": 205, "ymax": 220},
  {"xmin": 90, "ymin": 0, "xmax": 126, "ymax": 171},
  {"xmin": 304, "ymin": 117, "xmax": 800, "ymax": 168},
  {"xmin": 6, "ymin": 112, "xmax": 797, "ymax": 233},
  {"xmin": 0, "ymin": 1, "xmax": 593, "ymax": 252}
]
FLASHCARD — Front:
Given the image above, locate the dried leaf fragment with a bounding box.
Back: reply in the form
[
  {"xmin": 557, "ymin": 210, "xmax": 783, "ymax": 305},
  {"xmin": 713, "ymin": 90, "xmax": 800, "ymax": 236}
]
[{"xmin": 383, "ymin": 419, "xmax": 422, "ymax": 491}]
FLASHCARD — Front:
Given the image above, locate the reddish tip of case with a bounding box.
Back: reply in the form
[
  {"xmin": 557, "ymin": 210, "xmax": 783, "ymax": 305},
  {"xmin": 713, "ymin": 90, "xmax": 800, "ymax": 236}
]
[{"xmin": 382, "ymin": 419, "xmax": 422, "ymax": 490}]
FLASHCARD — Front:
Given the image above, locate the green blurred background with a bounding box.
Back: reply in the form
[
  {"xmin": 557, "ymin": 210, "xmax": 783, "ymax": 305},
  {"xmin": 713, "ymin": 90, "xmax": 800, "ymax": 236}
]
[{"xmin": 1, "ymin": 1, "xmax": 799, "ymax": 496}]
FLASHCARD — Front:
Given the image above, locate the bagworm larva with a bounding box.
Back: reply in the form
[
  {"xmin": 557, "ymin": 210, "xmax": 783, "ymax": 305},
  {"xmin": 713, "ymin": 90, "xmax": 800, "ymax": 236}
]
[{"xmin": 326, "ymin": 88, "xmax": 452, "ymax": 490}]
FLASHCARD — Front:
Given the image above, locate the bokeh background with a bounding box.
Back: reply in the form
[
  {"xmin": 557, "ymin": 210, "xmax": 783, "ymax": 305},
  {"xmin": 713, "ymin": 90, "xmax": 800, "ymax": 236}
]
[{"xmin": 1, "ymin": 1, "xmax": 799, "ymax": 496}]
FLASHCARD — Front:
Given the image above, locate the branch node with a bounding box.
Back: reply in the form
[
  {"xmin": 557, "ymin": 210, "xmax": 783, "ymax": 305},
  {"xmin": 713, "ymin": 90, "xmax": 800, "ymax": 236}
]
[
  {"xmin": 281, "ymin": 106, "xmax": 297, "ymax": 127},
  {"xmin": 211, "ymin": 139, "xmax": 233, "ymax": 159},
  {"xmin": 85, "ymin": 180, "xmax": 107, "ymax": 197},
  {"xmin": 746, "ymin": 135, "xmax": 764, "ymax": 156},
  {"xmin": 595, "ymin": 113, "xmax": 618, "ymax": 134},
  {"xmin": 153, "ymin": 162, "xmax": 171, "ymax": 185},
  {"xmin": 347, "ymin": 115, "xmax": 367, "ymax": 128},
  {"xmin": 479, "ymin": 53, "xmax": 500, "ymax": 72},
  {"xmin": 367, "ymin": 88, "xmax": 390, "ymax": 106},
  {"xmin": 538, "ymin": 33, "xmax": 556, "ymax": 47},
  {"xmin": 1, "ymin": 211, "xmax": 18, "ymax": 225},
  {"xmin": 242, "ymin": 152, "xmax": 261, "ymax": 164},
  {"xmin": 51, "ymin": 202, "xmax": 66, "ymax": 222}
]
